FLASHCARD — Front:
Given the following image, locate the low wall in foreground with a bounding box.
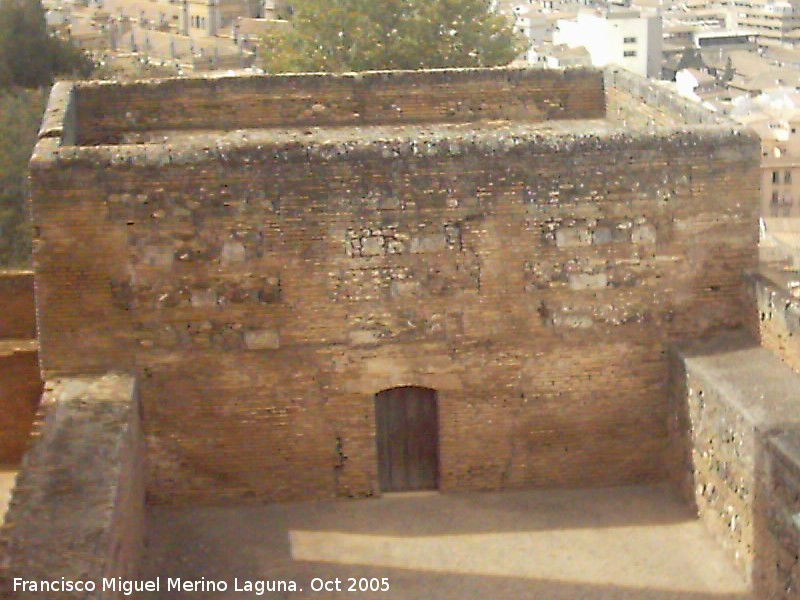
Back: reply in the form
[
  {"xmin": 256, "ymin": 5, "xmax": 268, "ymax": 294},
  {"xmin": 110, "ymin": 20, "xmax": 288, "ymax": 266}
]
[
  {"xmin": 0, "ymin": 374, "xmax": 145, "ymax": 599},
  {"xmin": 669, "ymin": 331, "xmax": 800, "ymax": 596},
  {"xmin": 0, "ymin": 270, "xmax": 41, "ymax": 464},
  {"xmin": 746, "ymin": 267, "xmax": 800, "ymax": 374}
]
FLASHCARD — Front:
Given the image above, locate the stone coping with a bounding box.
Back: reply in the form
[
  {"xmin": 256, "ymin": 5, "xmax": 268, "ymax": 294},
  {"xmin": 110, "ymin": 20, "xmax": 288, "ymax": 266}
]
[
  {"xmin": 746, "ymin": 265, "xmax": 800, "ymax": 303},
  {"xmin": 31, "ymin": 121, "xmax": 758, "ymax": 169},
  {"xmin": 677, "ymin": 331, "xmax": 800, "ymax": 434}
]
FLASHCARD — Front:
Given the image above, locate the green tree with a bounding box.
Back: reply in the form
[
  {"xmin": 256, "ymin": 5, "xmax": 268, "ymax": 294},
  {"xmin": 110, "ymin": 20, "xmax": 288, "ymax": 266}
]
[
  {"xmin": 0, "ymin": 89, "xmax": 46, "ymax": 266},
  {"xmin": 0, "ymin": 0, "xmax": 93, "ymax": 90},
  {"xmin": 0, "ymin": 0, "xmax": 93, "ymax": 265},
  {"xmin": 260, "ymin": 0, "xmax": 523, "ymax": 73}
]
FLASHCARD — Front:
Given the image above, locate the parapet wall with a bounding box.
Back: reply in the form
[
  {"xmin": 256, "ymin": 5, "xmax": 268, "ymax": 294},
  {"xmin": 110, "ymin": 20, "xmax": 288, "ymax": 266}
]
[
  {"xmin": 746, "ymin": 267, "xmax": 800, "ymax": 373},
  {"xmin": 30, "ymin": 67, "xmax": 761, "ymax": 503},
  {"xmin": 0, "ymin": 271, "xmax": 41, "ymax": 463},
  {"xmin": 0, "ymin": 374, "xmax": 145, "ymax": 599},
  {"xmin": 605, "ymin": 68, "xmax": 726, "ymax": 129},
  {"xmin": 74, "ymin": 67, "xmax": 606, "ymax": 145},
  {"xmin": 759, "ymin": 430, "xmax": 800, "ymax": 598},
  {"xmin": 0, "ymin": 346, "xmax": 40, "ymax": 464},
  {"xmin": 669, "ymin": 333, "xmax": 800, "ymax": 596}
]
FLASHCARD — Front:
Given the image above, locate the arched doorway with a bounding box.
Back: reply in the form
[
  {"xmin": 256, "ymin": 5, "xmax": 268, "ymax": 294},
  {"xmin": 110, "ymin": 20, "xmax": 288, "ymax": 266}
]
[{"xmin": 374, "ymin": 386, "xmax": 439, "ymax": 492}]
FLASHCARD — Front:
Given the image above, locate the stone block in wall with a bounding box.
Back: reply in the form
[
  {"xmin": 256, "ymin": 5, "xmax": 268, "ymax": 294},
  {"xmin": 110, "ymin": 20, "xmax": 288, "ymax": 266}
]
[
  {"xmin": 555, "ymin": 227, "xmax": 592, "ymax": 248},
  {"xmin": 410, "ymin": 233, "xmax": 447, "ymax": 254},
  {"xmin": 592, "ymin": 227, "xmax": 613, "ymax": 245},
  {"xmin": 348, "ymin": 329, "xmax": 381, "ymax": 346},
  {"xmin": 140, "ymin": 244, "xmax": 175, "ymax": 268},
  {"xmin": 221, "ymin": 239, "xmax": 246, "ymax": 265},
  {"xmin": 390, "ymin": 280, "xmax": 421, "ymax": 297},
  {"xmin": 361, "ymin": 236, "xmax": 386, "ymax": 256},
  {"xmin": 568, "ymin": 272, "xmax": 608, "ymax": 291},
  {"xmin": 632, "ymin": 224, "xmax": 657, "ymax": 245},
  {"xmin": 551, "ymin": 310, "xmax": 594, "ymax": 329},
  {"xmin": 243, "ymin": 329, "xmax": 280, "ymax": 350},
  {"xmin": 190, "ymin": 288, "xmax": 218, "ymax": 308}
]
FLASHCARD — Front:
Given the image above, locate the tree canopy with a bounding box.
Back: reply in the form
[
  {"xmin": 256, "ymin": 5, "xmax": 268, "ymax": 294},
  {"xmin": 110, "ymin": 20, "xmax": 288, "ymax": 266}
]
[
  {"xmin": 0, "ymin": 0, "xmax": 93, "ymax": 266},
  {"xmin": 0, "ymin": 0, "xmax": 93, "ymax": 90},
  {"xmin": 260, "ymin": 0, "xmax": 524, "ymax": 73},
  {"xmin": 0, "ymin": 89, "xmax": 46, "ymax": 265}
]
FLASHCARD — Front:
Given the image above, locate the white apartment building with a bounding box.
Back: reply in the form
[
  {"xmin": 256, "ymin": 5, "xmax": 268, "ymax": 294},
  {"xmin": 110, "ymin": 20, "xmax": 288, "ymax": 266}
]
[
  {"xmin": 729, "ymin": 0, "xmax": 800, "ymax": 47},
  {"xmin": 553, "ymin": 8, "xmax": 663, "ymax": 77}
]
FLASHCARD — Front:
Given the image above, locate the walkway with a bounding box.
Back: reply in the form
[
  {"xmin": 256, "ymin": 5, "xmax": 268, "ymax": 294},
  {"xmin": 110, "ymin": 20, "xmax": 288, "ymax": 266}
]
[{"xmin": 144, "ymin": 484, "xmax": 752, "ymax": 599}]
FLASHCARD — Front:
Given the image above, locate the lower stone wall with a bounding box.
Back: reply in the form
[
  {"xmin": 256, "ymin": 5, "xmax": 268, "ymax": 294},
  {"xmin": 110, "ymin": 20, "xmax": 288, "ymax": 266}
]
[
  {"xmin": 0, "ymin": 374, "xmax": 145, "ymax": 599},
  {"xmin": 755, "ymin": 430, "xmax": 800, "ymax": 598},
  {"xmin": 746, "ymin": 268, "xmax": 800, "ymax": 373},
  {"xmin": 670, "ymin": 332, "xmax": 800, "ymax": 595}
]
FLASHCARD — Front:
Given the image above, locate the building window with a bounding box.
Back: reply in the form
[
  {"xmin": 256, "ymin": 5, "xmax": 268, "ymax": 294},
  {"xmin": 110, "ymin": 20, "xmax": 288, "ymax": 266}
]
[
  {"xmin": 623, "ymin": 50, "xmax": 637, "ymax": 57},
  {"xmin": 772, "ymin": 190, "xmax": 781, "ymax": 204},
  {"xmin": 623, "ymin": 36, "xmax": 637, "ymax": 43},
  {"xmin": 786, "ymin": 171, "xmax": 793, "ymax": 184},
  {"xmin": 773, "ymin": 170, "xmax": 780, "ymax": 184}
]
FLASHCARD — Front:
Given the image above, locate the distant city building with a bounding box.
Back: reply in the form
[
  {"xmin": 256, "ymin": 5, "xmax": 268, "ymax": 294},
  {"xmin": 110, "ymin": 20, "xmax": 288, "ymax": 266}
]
[
  {"xmin": 731, "ymin": 90, "xmax": 800, "ymax": 217},
  {"xmin": 528, "ymin": 42, "xmax": 592, "ymax": 66},
  {"xmin": 512, "ymin": 4, "xmax": 548, "ymax": 54},
  {"xmin": 728, "ymin": 0, "xmax": 800, "ymax": 47},
  {"xmin": 675, "ymin": 65, "xmax": 717, "ymax": 96},
  {"xmin": 553, "ymin": 8, "xmax": 663, "ymax": 77},
  {"xmin": 43, "ymin": 0, "xmax": 288, "ymax": 73}
]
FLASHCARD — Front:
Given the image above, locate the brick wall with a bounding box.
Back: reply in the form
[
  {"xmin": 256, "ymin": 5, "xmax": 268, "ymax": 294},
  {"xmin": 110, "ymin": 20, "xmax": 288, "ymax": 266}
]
[
  {"xmin": 0, "ymin": 272, "xmax": 35, "ymax": 339},
  {"xmin": 0, "ymin": 271, "xmax": 41, "ymax": 464},
  {"xmin": 74, "ymin": 68, "xmax": 606, "ymax": 145},
  {"xmin": 670, "ymin": 333, "xmax": 800, "ymax": 596},
  {"xmin": 31, "ymin": 67, "xmax": 760, "ymax": 504},
  {"xmin": 0, "ymin": 349, "xmax": 40, "ymax": 464},
  {"xmin": 0, "ymin": 374, "xmax": 145, "ymax": 599}
]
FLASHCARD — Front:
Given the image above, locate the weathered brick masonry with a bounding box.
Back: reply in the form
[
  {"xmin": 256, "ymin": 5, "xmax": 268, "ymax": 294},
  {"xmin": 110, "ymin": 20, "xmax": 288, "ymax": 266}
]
[
  {"xmin": 30, "ymin": 67, "xmax": 760, "ymax": 503},
  {"xmin": 0, "ymin": 271, "xmax": 42, "ymax": 463},
  {"xmin": 0, "ymin": 271, "xmax": 36, "ymax": 340}
]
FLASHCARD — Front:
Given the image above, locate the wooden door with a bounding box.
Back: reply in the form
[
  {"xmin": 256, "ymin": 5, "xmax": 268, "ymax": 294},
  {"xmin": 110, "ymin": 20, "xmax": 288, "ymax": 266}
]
[{"xmin": 375, "ymin": 387, "xmax": 439, "ymax": 492}]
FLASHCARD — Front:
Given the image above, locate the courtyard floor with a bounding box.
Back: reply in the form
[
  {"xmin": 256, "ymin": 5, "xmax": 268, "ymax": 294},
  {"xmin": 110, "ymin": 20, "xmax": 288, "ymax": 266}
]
[{"xmin": 144, "ymin": 484, "xmax": 752, "ymax": 599}]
